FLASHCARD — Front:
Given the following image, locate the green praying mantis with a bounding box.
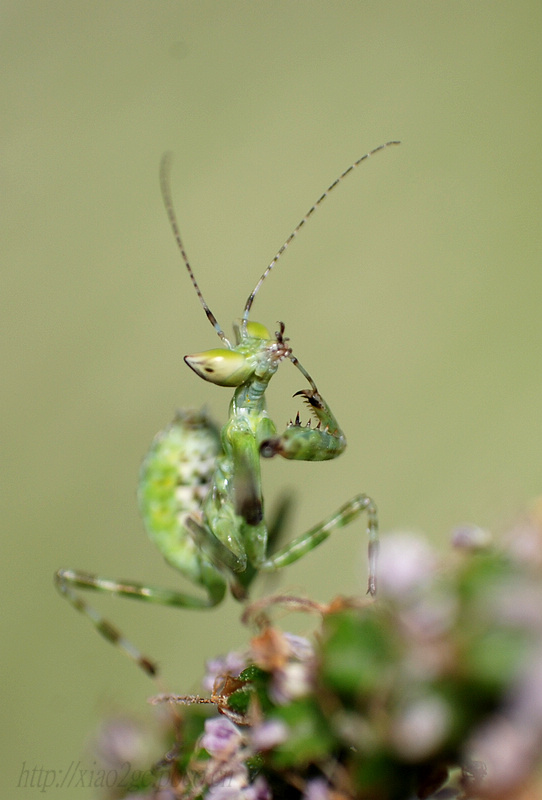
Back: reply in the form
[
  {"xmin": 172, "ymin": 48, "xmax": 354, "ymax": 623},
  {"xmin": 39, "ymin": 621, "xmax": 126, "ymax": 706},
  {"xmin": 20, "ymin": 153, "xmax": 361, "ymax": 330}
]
[{"xmin": 55, "ymin": 141, "xmax": 400, "ymax": 676}]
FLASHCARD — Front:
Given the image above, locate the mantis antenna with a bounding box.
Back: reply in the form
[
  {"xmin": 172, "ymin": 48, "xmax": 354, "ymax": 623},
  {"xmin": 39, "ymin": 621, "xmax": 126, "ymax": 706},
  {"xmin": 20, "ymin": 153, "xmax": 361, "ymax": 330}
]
[
  {"xmin": 242, "ymin": 140, "xmax": 401, "ymax": 331},
  {"xmin": 160, "ymin": 152, "xmax": 232, "ymax": 348}
]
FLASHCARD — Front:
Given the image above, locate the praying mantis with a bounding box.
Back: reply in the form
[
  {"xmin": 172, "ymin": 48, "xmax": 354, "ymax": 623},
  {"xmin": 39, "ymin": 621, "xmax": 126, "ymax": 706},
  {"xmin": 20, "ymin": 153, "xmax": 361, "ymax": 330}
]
[{"xmin": 55, "ymin": 141, "xmax": 400, "ymax": 676}]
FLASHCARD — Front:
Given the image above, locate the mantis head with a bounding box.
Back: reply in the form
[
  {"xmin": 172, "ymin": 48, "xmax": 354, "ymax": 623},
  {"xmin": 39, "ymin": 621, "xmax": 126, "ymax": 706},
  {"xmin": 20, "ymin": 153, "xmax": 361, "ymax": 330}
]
[
  {"xmin": 160, "ymin": 142, "xmax": 400, "ymax": 389},
  {"xmin": 184, "ymin": 322, "xmax": 292, "ymax": 387}
]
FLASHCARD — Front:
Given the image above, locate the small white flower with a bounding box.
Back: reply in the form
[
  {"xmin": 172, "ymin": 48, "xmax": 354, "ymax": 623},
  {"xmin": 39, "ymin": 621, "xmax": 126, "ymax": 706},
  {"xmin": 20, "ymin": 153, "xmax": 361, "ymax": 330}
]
[
  {"xmin": 250, "ymin": 719, "xmax": 289, "ymax": 750},
  {"xmin": 378, "ymin": 532, "xmax": 437, "ymax": 598},
  {"xmin": 201, "ymin": 717, "xmax": 243, "ymax": 758},
  {"xmin": 271, "ymin": 662, "xmax": 313, "ymax": 704}
]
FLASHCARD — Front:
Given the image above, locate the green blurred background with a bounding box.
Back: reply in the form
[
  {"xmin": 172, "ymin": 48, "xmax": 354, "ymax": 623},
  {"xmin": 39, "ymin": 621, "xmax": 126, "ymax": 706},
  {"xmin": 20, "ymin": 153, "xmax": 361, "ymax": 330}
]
[{"xmin": 2, "ymin": 2, "xmax": 541, "ymax": 796}]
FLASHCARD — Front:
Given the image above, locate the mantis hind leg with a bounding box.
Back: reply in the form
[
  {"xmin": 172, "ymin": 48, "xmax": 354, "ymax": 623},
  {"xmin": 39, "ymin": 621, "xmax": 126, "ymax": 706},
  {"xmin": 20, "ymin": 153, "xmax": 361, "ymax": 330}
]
[
  {"xmin": 54, "ymin": 567, "xmax": 226, "ymax": 677},
  {"xmin": 256, "ymin": 494, "xmax": 379, "ymax": 596}
]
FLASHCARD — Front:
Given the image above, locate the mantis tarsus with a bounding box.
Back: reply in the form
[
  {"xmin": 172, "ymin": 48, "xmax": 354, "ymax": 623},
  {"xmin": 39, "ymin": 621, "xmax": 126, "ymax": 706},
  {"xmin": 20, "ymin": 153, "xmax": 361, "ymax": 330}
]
[{"xmin": 55, "ymin": 141, "xmax": 400, "ymax": 676}]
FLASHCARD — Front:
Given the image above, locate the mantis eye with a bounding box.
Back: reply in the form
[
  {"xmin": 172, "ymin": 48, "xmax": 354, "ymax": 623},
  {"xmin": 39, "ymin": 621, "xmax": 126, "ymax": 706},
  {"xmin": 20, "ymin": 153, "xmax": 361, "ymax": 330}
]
[
  {"xmin": 244, "ymin": 321, "xmax": 270, "ymax": 340},
  {"xmin": 184, "ymin": 349, "xmax": 253, "ymax": 387},
  {"xmin": 233, "ymin": 320, "xmax": 271, "ymax": 345}
]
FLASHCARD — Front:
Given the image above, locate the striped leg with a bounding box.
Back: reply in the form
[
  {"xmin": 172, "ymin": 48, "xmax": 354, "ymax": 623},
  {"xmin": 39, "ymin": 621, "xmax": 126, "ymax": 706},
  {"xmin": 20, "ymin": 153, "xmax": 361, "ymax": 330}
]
[
  {"xmin": 256, "ymin": 494, "xmax": 379, "ymax": 596},
  {"xmin": 54, "ymin": 569, "xmax": 226, "ymax": 677}
]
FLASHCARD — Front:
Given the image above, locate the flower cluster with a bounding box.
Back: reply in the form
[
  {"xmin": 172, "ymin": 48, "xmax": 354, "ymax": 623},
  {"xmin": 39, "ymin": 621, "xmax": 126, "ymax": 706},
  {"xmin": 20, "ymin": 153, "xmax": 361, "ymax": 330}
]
[{"xmin": 93, "ymin": 502, "xmax": 542, "ymax": 799}]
